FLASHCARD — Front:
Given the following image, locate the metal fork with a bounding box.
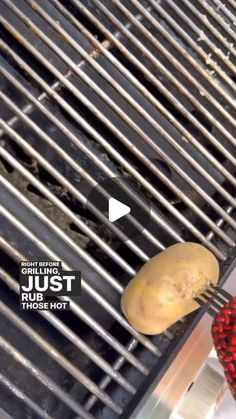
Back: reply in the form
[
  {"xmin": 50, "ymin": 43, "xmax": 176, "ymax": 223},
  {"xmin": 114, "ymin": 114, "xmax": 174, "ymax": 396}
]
[{"xmin": 195, "ymin": 284, "xmax": 233, "ymax": 318}]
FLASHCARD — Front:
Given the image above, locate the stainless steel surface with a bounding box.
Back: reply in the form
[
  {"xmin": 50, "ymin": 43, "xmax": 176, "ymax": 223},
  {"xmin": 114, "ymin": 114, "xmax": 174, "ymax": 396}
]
[
  {"xmin": 176, "ymin": 364, "xmax": 225, "ymax": 419},
  {"xmin": 0, "ymin": 0, "xmax": 235, "ymax": 417}
]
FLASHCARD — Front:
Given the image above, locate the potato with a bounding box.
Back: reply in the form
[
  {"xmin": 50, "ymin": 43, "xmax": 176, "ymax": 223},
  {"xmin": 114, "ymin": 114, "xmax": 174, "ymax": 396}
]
[{"xmin": 121, "ymin": 242, "xmax": 219, "ymax": 335}]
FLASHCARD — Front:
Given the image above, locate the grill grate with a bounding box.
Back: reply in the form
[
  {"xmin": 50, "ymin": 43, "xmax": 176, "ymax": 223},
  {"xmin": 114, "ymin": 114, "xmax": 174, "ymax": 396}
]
[{"xmin": 0, "ymin": 0, "xmax": 235, "ymax": 417}]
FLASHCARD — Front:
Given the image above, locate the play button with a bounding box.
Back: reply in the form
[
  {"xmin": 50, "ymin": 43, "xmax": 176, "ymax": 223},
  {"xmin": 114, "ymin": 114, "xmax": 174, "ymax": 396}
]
[
  {"xmin": 108, "ymin": 198, "xmax": 131, "ymax": 222},
  {"xmin": 85, "ymin": 176, "xmax": 151, "ymax": 242}
]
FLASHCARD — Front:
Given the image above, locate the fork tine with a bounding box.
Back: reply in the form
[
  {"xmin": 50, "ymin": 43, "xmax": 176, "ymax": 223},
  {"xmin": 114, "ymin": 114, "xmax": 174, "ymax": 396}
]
[
  {"xmin": 205, "ymin": 288, "xmax": 226, "ymax": 306},
  {"xmin": 200, "ymin": 293, "xmax": 223, "ymax": 311},
  {"xmin": 209, "ymin": 284, "xmax": 232, "ymax": 301},
  {"xmin": 195, "ymin": 285, "xmax": 233, "ymax": 319},
  {"xmin": 194, "ymin": 296, "xmax": 218, "ymax": 318}
]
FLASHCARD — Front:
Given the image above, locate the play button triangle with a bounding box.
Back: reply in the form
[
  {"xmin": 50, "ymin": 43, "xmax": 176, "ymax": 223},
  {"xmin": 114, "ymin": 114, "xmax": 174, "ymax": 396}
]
[{"xmin": 108, "ymin": 197, "xmax": 131, "ymax": 222}]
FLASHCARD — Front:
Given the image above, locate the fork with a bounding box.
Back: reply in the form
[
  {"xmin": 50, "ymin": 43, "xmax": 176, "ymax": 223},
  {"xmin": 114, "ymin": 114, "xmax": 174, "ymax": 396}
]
[{"xmin": 194, "ymin": 283, "xmax": 233, "ymax": 317}]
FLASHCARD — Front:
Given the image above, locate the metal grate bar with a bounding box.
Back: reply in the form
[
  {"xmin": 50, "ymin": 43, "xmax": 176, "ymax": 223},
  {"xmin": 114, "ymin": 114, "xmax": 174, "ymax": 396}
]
[
  {"xmin": 93, "ymin": 0, "xmax": 236, "ymax": 146},
  {"xmin": 0, "ymin": 117, "xmax": 225, "ymax": 260},
  {"xmin": 0, "ymin": 268, "xmax": 135, "ymax": 395},
  {"xmin": 0, "ymin": 234, "xmax": 172, "ymax": 405},
  {"xmin": 0, "ymin": 272, "xmax": 134, "ymax": 400},
  {"xmin": 84, "ymin": 338, "xmax": 138, "ymax": 412},
  {"xmin": 0, "ymin": 238, "xmax": 149, "ymax": 375},
  {"xmin": 136, "ymin": 0, "xmax": 236, "ymax": 98},
  {"xmin": 197, "ymin": 0, "xmax": 236, "ymax": 42},
  {"xmin": 211, "ymin": 0, "xmax": 236, "ymax": 23},
  {"xmin": 0, "ymin": 149, "xmax": 149, "ymax": 266},
  {"xmin": 166, "ymin": 0, "xmax": 236, "ymax": 73},
  {"xmin": 39, "ymin": 312, "xmax": 135, "ymax": 396},
  {"xmin": 0, "ymin": 238, "xmax": 143, "ymax": 407},
  {"xmin": 0, "ymin": 71, "xmax": 164, "ymax": 256},
  {"xmin": 0, "ymin": 201, "xmax": 160, "ymax": 358},
  {"xmin": 0, "ymin": 162, "xmax": 124, "ymax": 295},
  {"xmin": 25, "ymin": 0, "xmax": 236, "ymax": 211},
  {"xmin": 51, "ymin": 0, "xmax": 236, "ymax": 189},
  {"xmin": 0, "ymin": 323, "xmax": 94, "ymax": 418},
  {"xmin": 15, "ymin": 0, "xmax": 236, "ymax": 225},
  {"xmin": 0, "ymin": 147, "xmax": 148, "ymax": 269},
  {"xmin": 1, "ymin": 63, "xmax": 235, "ymax": 246},
  {"xmin": 0, "ymin": 242, "xmax": 171, "ymax": 414},
  {"xmin": 1, "ymin": 59, "xmax": 234, "ymax": 248},
  {"xmin": 149, "ymin": 0, "xmax": 236, "ymax": 91},
  {"xmin": 0, "ymin": 372, "xmax": 52, "ymax": 419},
  {"xmin": 65, "ymin": 295, "xmax": 152, "ymax": 367},
  {"xmin": 0, "ymin": 32, "xmax": 232, "ymax": 253},
  {"xmin": 0, "ymin": 237, "xmax": 27, "ymax": 266},
  {"xmin": 224, "ymin": 0, "xmax": 236, "ymax": 12},
  {"xmin": 0, "ymin": 88, "xmax": 140, "ymax": 274},
  {"xmin": 207, "ymin": 203, "xmax": 234, "ymax": 241},
  {"xmin": 0, "ymin": 119, "xmax": 161, "ymax": 263},
  {"xmin": 0, "ymin": 302, "xmax": 123, "ymax": 414},
  {"xmin": 150, "ymin": 0, "xmax": 236, "ymax": 70},
  {"xmin": 85, "ymin": 324, "xmax": 175, "ymax": 412},
  {"xmin": 0, "ymin": 2, "xmax": 235, "ymax": 415},
  {"xmin": 0, "ymin": 173, "xmax": 130, "ymax": 306},
  {"xmin": 72, "ymin": 0, "xmax": 236, "ymax": 169},
  {"xmin": 0, "ymin": 151, "xmax": 139, "ymax": 278},
  {"xmin": 86, "ymin": 323, "xmax": 172, "ymax": 414},
  {"xmin": 20, "ymin": 0, "xmax": 236, "ymax": 192},
  {"xmin": 0, "ymin": 66, "xmax": 75, "ymax": 144},
  {"xmin": 195, "ymin": 0, "xmax": 236, "ymax": 52},
  {"xmin": 0, "ymin": 41, "xmax": 184, "ymax": 247},
  {"xmin": 4, "ymin": 0, "xmax": 236, "ymax": 180},
  {"xmin": 0, "ymin": 31, "xmax": 233, "ymax": 254}
]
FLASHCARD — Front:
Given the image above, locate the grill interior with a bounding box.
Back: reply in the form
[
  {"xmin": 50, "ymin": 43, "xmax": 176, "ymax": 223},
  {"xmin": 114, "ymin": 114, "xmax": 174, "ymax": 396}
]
[{"xmin": 0, "ymin": 0, "xmax": 235, "ymax": 418}]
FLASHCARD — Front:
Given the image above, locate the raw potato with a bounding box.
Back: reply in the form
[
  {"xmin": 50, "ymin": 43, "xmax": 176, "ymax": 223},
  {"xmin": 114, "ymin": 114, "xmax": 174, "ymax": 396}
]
[{"xmin": 121, "ymin": 242, "xmax": 219, "ymax": 335}]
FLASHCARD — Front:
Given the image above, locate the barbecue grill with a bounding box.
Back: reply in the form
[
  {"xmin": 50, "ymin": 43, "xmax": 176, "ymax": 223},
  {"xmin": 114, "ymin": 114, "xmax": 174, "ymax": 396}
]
[{"xmin": 0, "ymin": 0, "xmax": 235, "ymax": 418}]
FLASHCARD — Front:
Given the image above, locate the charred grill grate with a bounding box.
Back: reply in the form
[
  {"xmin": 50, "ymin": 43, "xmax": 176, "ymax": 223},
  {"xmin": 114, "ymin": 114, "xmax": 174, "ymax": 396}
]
[{"xmin": 0, "ymin": 0, "xmax": 235, "ymax": 418}]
